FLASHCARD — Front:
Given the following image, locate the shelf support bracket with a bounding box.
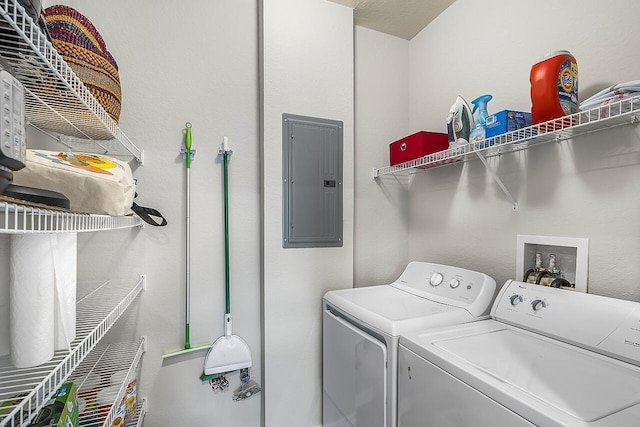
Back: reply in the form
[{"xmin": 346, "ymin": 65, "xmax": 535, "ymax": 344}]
[{"xmin": 475, "ymin": 151, "xmax": 518, "ymax": 211}]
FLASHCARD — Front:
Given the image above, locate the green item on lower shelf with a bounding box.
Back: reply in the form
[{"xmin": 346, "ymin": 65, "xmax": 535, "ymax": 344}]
[
  {"xmin": 0, "ymin": 393, "xmax": 28, "ymax": 415},
  {"xmin": 27, "ymin": 382, "xmax": 78, "ymax": 427}
]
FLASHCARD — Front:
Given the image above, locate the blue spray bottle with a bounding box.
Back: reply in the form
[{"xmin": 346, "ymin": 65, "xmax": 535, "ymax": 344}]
[{"xmin": 470, "ymin": 94, "xmax": 493, "ymax": 147}]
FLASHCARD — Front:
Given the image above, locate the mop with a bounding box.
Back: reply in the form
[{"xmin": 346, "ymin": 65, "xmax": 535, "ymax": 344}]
[
  {"xmin": 201, "ymin": 137, "xmax": 260, "ymax": 400},
  {"xmin": 162, "ymin": 123, "xmax": 211, "ymax": 359}
]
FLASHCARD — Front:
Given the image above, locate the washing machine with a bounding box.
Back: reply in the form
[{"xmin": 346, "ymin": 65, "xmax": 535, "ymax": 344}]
[
  {"xmin": 322, "ymin": 261, "xmax": 497, "ymax": 427},
  {"xmin": 398, "ymin": 279, "xmax": 640, "ymax": 427}
]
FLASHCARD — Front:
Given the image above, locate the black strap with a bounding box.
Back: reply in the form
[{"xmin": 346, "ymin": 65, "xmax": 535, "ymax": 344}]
[{"xmin": 132, "ymin": 201, "xmax": 167, "ymax": 226}]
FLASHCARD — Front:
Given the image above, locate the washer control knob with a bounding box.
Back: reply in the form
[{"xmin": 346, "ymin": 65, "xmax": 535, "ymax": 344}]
[
  {"xmin": 531, "ymin": 299, "xmax": 546, "ymax": 311},
  {"xmin": 510, "ymin": 295, "xmax": 523, "ymax": 306},
  {"xmin": 450, "ymin": 279, "xmax": 461, "ymax": 289},
  {"xmin": 429, "ymin": 273, "xmax": 444, "ymax": 286}
]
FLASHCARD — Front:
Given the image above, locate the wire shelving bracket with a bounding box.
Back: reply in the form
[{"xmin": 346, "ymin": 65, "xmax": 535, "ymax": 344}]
[{"xmin": 373, "ymin": 95, "xmax": 640, "ymax": 209}]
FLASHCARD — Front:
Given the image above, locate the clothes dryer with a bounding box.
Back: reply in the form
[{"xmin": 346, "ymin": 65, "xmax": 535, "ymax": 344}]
[{"xmin": 322, "ymin": 261, "xmax": 496, "ymax": 427}]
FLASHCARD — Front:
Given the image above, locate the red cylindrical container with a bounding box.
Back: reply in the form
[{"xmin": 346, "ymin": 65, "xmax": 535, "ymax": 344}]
[{"xmin": 530, "ymin": 51, "xmax": 578, "ymax": 124}]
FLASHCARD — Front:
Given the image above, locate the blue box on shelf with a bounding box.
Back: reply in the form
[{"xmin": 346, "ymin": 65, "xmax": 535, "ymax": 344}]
[{"xmin": 485, "ymin": 110, "xmax": 533, "ymax": 138}]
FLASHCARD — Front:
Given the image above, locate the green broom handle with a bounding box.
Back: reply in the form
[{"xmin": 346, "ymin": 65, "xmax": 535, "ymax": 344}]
[{"xmin": 224, "ymin": 150, "xmax": 231, "ymax": 315}]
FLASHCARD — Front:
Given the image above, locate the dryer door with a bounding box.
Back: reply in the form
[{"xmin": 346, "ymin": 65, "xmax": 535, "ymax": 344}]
[{"xmin": 323, "ymin": 308, "xmax": 387, "ymax": 427}]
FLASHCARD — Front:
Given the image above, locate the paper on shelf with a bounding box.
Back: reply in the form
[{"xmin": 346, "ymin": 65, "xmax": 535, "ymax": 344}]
[
  {"xmin": 10, "ymin": 234, "xmax": 56, "ymax": 368},
  {"xmin": 9, "ymin": 233, "xmax": 78, "ymax": 366},
  {"xmin": 53, "ymin": 233, "xmax": 77, "ymax": 351}
]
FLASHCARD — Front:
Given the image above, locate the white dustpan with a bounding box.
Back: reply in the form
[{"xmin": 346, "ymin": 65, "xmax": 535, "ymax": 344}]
[
  {"xmin": 202, "ymin": 139, "xmax": 252, "ymax": 378},
  {"xmin": 203, "ymin": 313, "xmax": 252, "ymax": 375}
]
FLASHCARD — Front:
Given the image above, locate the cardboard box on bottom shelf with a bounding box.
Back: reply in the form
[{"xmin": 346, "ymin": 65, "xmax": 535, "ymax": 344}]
[
  {"xmin": 485, "ymin": 110, "xmax": 532, "ymax": 138},
  {"xmin": 27, "ymin": 383, "xmax": 78, "ymax": 427}
]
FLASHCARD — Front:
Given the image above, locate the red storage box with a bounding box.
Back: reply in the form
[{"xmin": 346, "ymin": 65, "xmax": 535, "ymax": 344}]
[{"xmin": 389, "ymin": 131, "xmax": 449, "ymax": 166}]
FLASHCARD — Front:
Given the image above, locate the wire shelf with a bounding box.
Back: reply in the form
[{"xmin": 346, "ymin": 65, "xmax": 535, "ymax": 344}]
[
  {"xmin": 0, "ymin": 201, "xmax": 143, "ymax": 234},
  {"xmin": 0, "ymin": 277, "xmax": 145, "ymax": 427},
  {"xmin": 126, "ymin": 399, "xmax": 147, "ymax": 427},
  {"xmin": 373, "ymin": 95, "xmax": 640, "ymax": 178},
  {"xmin": 0, "ymin": 0, "xmax": 143, "ymax": 163},
  {"xmin": 69, "ymin": 339, "xmax": 145, "ymax": 427}
]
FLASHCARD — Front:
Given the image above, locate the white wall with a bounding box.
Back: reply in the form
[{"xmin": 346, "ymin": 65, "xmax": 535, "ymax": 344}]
[
  {"xmin": 1, "ymin": 1, "xmax": 355, "ymax": 426},
  {"xmin": 9, "ymin": 1, "xmax": 640, "ymax": 426},
  {"xmin": 260, "ymin": 0, "xmax": 353, "ymax": 425},
  {"xmin": 353, "ymin": 27, "xmax": 410, "ymax": 287},
  {"xmin": 53, "ymin": 1, "xmax": 262, "ymax": 426},
  {"xmin": 405, "ymin": 0, "xmax": 640, "ymax": 301}
]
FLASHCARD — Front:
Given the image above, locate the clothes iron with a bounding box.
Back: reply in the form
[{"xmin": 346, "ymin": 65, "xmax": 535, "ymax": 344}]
[{"xmin": 446, "ymin": 96, "xmax": 474, "ymax": 150}]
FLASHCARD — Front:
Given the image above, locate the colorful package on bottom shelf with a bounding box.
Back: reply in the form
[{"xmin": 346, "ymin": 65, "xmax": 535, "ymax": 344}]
[{"xmin": 27, "ymin": 382, "xmax": 78, "ymax": 427}]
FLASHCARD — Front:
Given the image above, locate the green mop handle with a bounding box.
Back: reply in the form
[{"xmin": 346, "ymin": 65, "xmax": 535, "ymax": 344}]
[
  {"xmin": 185, "ymin": 123, "xmax": 192, "ymax": 169},
  {"xmin": 222, "ymin": 137, "xmax": 231, "ymax": 315},
  {"xmin": 185, "ymin": 122, "xmax": 192, "ymax": 349}
]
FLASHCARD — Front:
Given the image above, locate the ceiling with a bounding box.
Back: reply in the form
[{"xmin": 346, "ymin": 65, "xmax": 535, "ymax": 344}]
[{"xmin": 328, "ymin": 0, "xmax": 456, "ymax": 40}]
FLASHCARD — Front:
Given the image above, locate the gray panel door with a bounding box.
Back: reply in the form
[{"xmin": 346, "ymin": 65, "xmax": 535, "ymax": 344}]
[{"xmin": 283, "ymin": 113, "xmax": 343, "ymax": 248}]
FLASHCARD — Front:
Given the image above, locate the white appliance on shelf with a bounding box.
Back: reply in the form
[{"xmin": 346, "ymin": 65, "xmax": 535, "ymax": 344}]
[
  {"xmin": 322, "ymin": 261, "xmax": 497, "ymax": 427},
  {"xmin": 398, "ymin": 280, "xmax": 640, "ymax": 427}
]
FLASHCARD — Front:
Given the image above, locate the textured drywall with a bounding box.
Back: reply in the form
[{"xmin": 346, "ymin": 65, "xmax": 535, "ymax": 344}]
[
  {"xmin": 406, "ymin": 0, "xmax": 640, "ymax": 301},
  {"xmin": 353, "ymin": 26, "xmax": 410, "ymax": 287},
  {"xmin": 261, "ymin": 0, "xmax": 354, "ymax": 425}
]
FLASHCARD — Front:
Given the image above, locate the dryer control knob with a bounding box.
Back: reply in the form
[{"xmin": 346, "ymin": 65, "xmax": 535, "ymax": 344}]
[
  {"xmin": 450, "ymin": 279, "xmax": 461, "ymax": 289},
  {"xmin": 429, "ymin": 273, "xmax": 444, "ymax": 286},
  {"xmin": 531, "ymin": 299, "xmax": 546, "ymax": 311},
  {"xmin": 510, "ymin": 295, "xmax": 523, "ymax": 306}
]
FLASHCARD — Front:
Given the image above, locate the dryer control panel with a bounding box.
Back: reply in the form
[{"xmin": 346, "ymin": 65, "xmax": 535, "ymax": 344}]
[
  {"xmin": 391, "ymin": 261, "xmax": 497, "ymax": 318},
  {"xmin": 492, "ymin": 280, "xmax": 640, "ymax": 366}
]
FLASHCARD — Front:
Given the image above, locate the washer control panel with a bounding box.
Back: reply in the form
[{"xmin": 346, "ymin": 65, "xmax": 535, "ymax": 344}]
[
  {"xmin": 509, "ymin": 294, "xmax": 523, "ymax": 306},
  {"xmin": 429, "ymin": 272, "xmax": 444, "ymax": 287},
  {"xmin": 531, "ymin": 299, "xmax": 546, "ymax": 311},
  {"xmin": 492, "ymin": 280, "xmax": 640, "ymax": 366},
  {"xmin": 391, "ymin": 261, "xmax": 497, "ymax": 318},
  {"xmin": 429, "ymin": 273, "xmax": 463, "ymax": 290}
]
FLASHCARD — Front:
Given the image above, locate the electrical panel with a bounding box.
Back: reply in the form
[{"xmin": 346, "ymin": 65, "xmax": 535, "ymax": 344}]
[{"xmin": 282, "ymin": 114, "xmax": 343, "ymax": 248}]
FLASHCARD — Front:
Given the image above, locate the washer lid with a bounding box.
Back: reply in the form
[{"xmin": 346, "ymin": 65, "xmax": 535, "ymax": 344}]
[
  {"xmin": 402, "ymin": 321, "xmax": 640, "ymax": 424},
  {"xmin": 323, "ymin": 285, "xmax": 472, "ymax": 336}
]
